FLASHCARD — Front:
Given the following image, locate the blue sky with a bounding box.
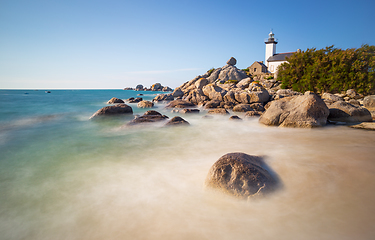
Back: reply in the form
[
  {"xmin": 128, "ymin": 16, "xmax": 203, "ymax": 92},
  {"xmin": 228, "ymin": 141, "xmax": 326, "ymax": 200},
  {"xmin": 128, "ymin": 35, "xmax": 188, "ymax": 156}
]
[{"xmin": 1, "ymin": 0, "xmax": 374, "ymax": 89}]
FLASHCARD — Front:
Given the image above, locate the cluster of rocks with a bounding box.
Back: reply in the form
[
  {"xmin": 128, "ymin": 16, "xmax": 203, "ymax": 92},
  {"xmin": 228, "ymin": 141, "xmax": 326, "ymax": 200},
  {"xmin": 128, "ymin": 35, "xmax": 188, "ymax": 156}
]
[
  {"xmin": 150, "ymin": 57, "xmax": 374, "ymax": 128},
  {"xmin": 90, "ymin": 103, "xmax": 189, "ymax": 127},
  {"xmin": 124, "ymin": 83, "xmax": 172, "ymax": 92}
]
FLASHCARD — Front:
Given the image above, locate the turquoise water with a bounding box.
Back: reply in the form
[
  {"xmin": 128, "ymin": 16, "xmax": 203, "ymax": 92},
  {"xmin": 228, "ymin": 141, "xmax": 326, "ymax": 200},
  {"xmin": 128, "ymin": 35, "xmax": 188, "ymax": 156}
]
[{"xmin": 1, "ymin": 89, "xmax": 375, "ymax": 240}]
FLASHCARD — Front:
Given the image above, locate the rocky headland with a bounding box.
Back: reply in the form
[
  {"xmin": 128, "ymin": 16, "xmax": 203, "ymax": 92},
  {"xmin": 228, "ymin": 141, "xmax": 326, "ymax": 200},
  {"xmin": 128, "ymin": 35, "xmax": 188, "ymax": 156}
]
[{"xmin": 124, "ymin": 83, "xmax": 173, "ymax": 92}]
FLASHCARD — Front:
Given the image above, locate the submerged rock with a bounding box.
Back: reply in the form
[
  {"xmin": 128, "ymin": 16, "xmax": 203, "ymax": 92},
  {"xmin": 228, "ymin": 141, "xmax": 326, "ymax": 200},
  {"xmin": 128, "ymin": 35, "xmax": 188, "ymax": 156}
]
[
  {"xmin": 90, "ymin": 104, "xmax": 133, "ymax": 119},
  {"xmin": 180, "ymin": 109, "xmax": 200, "ymax": 114},
  {"xmin": 127, "ymin": 110, "xmax": 168, "ymax": 125},
  {"xmin": 205, "ymin": 153, "xmax": 279, "ymax": 199},
  {"xmin": 207, "ymin": 108, "xmax": 229, "ymax": 115},
  {"xmin": 349, "ymin": 122, "xmax": 375, "ymax": 131},
  {"xmin": 165, "ymin": 116, "xmax": 190, "ymax": 126},
  {"xmin": 107, "ymin": 97, "xmax": 124, "ymax": 104}
]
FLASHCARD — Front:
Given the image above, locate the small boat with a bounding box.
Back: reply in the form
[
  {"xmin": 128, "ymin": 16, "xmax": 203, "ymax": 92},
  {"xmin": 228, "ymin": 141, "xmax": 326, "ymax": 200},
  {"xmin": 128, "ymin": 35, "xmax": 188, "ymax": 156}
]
[{"xmin": 45, "ymin": 91, "xmax": 51, "ymax": 93}]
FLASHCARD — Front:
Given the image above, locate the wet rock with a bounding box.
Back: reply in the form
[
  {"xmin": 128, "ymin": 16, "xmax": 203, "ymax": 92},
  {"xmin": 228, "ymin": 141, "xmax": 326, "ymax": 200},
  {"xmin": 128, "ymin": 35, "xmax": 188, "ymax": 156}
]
[
  {"xmin": 233, "ymin": 104, "xmax": 254, "ymax": 112},
  {"xmin": 259, "ymin": 92, "xmax": 329, "ymax": 128},
  {"xmin": 90, "ymin": 104, "xmax": 133, "ymax": 119},
  {"xmin": 204, "ymin": 100, "xmax": 222, "ymax": 109},
  {"xmin": 229, "ymin": 115, "xmax": 242, "ymax": 120},
  {"xmin": 205, "ymin": 153, "xmax": 279, "ymax": 199},
  {"xmin": 107, "ymin": 97, "xmax": 124, "ymax": 104},
  {"xmin": 207, "ymin": 108, "xmax": 229, "ymax": 115},
  {"xmin": 165, "ymin": 99, "xmax": 195, "ymax": 108},
  {"xmin": 165, "ymin": 116, "xmax": 190, "ymax": 126},
  {"xmin": 180, "ymin": 109, "xmax": 200, "ymax": 114},
  {"xmin": 127, "ymin": 110, "xmax": 168, "ymax": 125},
  {"xmin": 244, "ymin": 111, "xmax": 262, "ymax": 117},
  {"xmin": 137, "ymin": 100, "xmax": 154, "ymax": 108},
  {"xmin": 128, "ymin": 97, "xmax": 143, "ymax": 103},
  {"xmin": 328, "ymin": 101, "xmax": 372, "ymax": 123}
]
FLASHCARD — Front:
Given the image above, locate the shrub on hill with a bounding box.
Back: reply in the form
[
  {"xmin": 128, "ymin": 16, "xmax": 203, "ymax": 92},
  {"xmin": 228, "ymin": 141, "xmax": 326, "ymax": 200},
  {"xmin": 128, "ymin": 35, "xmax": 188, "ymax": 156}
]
[{"xmin": 278, "ymin": 44, "xmax": 375, "ymax": 95}]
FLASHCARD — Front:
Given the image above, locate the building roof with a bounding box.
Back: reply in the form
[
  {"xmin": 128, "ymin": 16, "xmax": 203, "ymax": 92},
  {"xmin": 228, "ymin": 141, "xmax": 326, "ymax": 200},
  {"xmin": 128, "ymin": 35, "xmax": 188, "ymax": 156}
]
[
  {"xmin": 267, "ymin": 52, "xmax": 295, "ymax": 62},
  {"xmin": 249, "ymin": 61, "xmax": 267, "ymax": 68}
]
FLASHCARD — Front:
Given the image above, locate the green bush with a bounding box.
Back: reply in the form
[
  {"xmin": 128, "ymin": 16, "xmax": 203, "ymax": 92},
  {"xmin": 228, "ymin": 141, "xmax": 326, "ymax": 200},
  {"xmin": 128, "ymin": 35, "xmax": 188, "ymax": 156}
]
[
  {"xmin": 224, "ymin": 79, "xmax": 239, "ymax": 84},
  {"xmin": 266, "ymin": 76, "xmax": 274, "ymax": 80},
  {"xmin": 207, "ymin": 68, "xmax": 215, "ymax": 76},
  {"xmin": 278, "ymin": 44, "xmax": 375, "ymax": 94}
]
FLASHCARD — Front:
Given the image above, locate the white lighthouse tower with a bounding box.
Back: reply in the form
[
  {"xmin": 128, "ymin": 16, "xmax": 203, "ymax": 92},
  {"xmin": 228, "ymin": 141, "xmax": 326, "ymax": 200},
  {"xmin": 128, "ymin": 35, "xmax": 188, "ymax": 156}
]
[{"xmin": 265, "ymin": 30, "xmax": 277, "ymax": 68}]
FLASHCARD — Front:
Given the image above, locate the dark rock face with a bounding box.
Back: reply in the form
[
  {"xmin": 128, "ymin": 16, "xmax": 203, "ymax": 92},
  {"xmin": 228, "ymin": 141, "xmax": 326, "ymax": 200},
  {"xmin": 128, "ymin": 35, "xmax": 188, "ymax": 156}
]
[
  {"xmin": 205, "ymin": 153, "xmax": 279, "ymax": 199},
  {"xmin": 90, "ymin": 104, "xmax": 133, "ymax": 119},
  {"xmin": 127, "ymin": 110, "xmax": 168, "ymax": 125},
  {"xmin": 165, "ymin": 100, "xmax": 195, "ymax": 108},
  {"xmin": 259, "ymin": 92, "xmax": 329, "ymax": 128},
  {"xmin": 328, "ymin": 101, "xmax": 372, "ymax": 123},
  {"xmin": 165, "ymin": 116, "xmax": 190, "ymax": 126},
  {"xmin": 107, "ymin": 97, "xmax": 124, "ymax": 104},
  {"xmin": 128, "ymin": 97, "xmax": 143, "ymax": 103},
  {"xmin": 135, "ymin": 84, "xmax": 144, "ymax": 91},
  {"xmin": 229, "ymin": 115, "xmax": 242, "ymax": 120}
]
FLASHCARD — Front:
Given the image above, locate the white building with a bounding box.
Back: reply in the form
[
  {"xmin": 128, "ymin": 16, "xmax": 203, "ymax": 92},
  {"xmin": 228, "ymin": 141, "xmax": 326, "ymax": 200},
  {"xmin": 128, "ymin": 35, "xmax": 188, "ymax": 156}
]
[{"xmin": 265, "ymin": 31, "xmax": 296, "ymax": 73}]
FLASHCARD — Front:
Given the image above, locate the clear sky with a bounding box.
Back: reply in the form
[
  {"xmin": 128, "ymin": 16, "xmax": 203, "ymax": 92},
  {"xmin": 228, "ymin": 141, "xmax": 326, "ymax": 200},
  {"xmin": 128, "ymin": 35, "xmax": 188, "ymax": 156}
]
[{"xmin": 1, "ymin": 0, "xmax": 374, "ymax": 89}]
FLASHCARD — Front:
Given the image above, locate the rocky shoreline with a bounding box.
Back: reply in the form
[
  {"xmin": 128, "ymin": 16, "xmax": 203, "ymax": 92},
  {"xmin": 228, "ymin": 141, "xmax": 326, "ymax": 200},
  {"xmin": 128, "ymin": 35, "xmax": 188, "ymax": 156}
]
[{"xmin": 90, "ymin": 57, "xmax": 375, "ymax": 199}]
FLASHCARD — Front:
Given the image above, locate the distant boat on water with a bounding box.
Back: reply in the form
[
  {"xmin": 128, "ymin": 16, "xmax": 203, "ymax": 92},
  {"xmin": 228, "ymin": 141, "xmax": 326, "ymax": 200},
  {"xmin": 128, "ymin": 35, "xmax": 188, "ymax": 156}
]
[{"xmin": 45, "ymin": 91, "xmax": 51, "ymax": 93}]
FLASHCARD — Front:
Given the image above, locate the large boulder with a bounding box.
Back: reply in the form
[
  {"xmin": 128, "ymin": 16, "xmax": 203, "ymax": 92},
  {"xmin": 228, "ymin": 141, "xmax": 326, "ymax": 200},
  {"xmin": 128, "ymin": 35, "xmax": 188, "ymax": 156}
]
[
  {"xmin": 259, "ymin": 92, "xmax": 330, "ymax": 128},
  {"xmin": 90, "ymin": 104, "xmax": 133, "ymax": 119},
  {"xmin": 195, "ymin": 78, "xmax": 209, "ymax": 89},
  {"xmin": 235, "ymin": 90, "xmax": 270, "ymax": 104},
  {"xmin": 202, "ymin": 84, "xmax": 227, "ymax": 101},
  {"xmin": 107, "ymin": 97, "xmax": 124, "ymax": 104},
  {"xmin": 205, "ymin": 153, "xmax": 279, "ymax": 199},
  {"xmin": 135, "ymin": 84, "xmax": 144, "ymax": 91},
  {"xmin": 137, "ymin": 100, "xmax": 154, "ymax": 108},
  {"xmin": 237, "ymin": 78, "xmax": 253, "ymax": 89},
  {"xmin": 226, "ymin": 57, "xmax": 237, "ymax": 66},
  {"xmin": 328, "ymin": 101, "xmax": 372, "ymax": 123},
  {"xmin": 165, "ymin": 99, "xmax": 195, "ymax": 108},
  {"xmin": 273, "ymin": 89, "xmax": 302, "ymax": 100},
  {"xmin": 151, "ymin": 83, "xmax": 162, "ymax": 91},
  {"xmin": 183, "ymin": 89, "xmax": 209, "ymax": 105}
]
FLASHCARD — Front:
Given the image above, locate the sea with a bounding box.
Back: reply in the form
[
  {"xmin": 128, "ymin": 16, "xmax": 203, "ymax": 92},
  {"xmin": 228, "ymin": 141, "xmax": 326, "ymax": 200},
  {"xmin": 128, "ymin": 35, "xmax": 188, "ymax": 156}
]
[{"xmin": 1, "ymin": 89, "xmax": 375, "ymax": 240}]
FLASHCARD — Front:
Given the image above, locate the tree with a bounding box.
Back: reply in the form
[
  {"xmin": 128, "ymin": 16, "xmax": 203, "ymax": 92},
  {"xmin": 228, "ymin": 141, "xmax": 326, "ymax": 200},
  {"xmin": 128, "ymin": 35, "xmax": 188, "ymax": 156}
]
[{"xmin": 278, "ymin": 45, "xmax": 375, "ymax": 95}]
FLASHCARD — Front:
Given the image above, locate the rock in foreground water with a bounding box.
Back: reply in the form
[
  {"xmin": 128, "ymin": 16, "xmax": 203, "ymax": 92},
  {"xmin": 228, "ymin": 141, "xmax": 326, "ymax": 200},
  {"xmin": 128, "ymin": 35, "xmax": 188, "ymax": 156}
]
[
  {"xmin": 90, "ymin": 104, "xmax": 133, "ymax": 119},
  {"xmin": 206, "ymin": 153, "xmax": 278, "ymax": 199},
  {"xmin": 107, "ymin": 97, "xmax": 124, "ymax": 104}
]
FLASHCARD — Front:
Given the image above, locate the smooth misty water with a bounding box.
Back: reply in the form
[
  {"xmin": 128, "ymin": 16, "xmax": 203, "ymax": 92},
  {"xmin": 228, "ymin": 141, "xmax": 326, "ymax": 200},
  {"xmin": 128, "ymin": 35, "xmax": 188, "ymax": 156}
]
[{"xmin": 1, "ymin": 90, "xmax": 375, "ymax": 240}]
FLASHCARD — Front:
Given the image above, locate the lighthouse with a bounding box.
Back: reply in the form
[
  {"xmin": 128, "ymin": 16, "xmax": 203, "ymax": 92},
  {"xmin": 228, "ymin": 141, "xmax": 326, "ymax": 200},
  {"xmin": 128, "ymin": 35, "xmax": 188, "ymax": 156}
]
[{"xmin": 265, "ymin": 30, "xmax": 277, "ymax": 68}]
